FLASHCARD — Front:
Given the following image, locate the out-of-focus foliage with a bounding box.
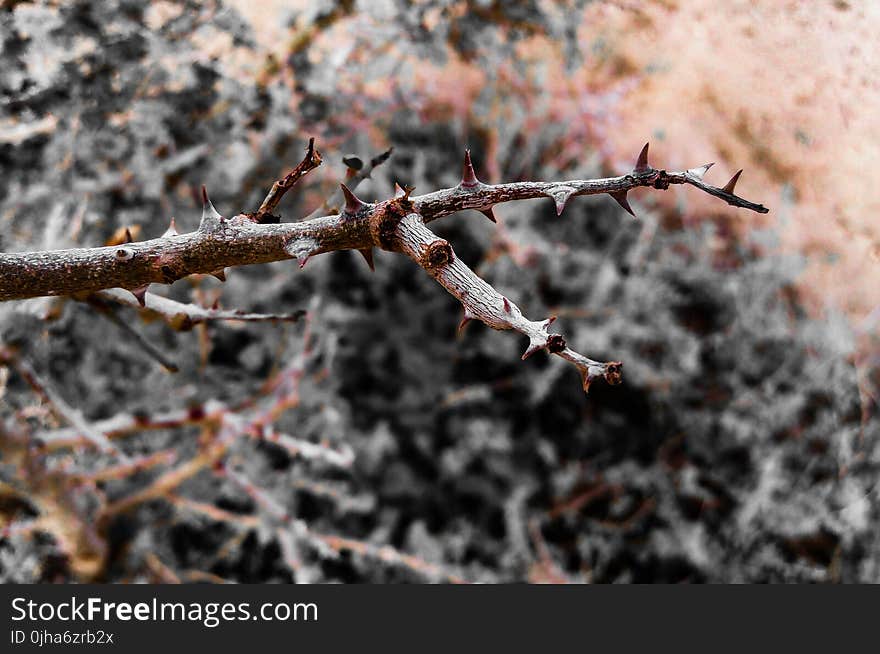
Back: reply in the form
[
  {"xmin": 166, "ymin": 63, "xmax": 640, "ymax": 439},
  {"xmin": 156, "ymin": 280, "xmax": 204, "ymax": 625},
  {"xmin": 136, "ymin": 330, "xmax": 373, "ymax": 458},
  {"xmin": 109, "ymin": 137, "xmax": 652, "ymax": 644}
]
[{"xmin": 1, "ymin": 0, "xmax": 877, "ymax": 583}]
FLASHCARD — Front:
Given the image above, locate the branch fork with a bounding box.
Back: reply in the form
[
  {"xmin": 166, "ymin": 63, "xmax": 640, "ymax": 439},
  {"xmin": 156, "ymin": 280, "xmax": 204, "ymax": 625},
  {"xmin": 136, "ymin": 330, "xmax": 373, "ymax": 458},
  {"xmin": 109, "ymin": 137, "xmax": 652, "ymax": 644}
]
[{"xmin": 0, "ymin": 139, "xmax": 769, "ymax": 393}]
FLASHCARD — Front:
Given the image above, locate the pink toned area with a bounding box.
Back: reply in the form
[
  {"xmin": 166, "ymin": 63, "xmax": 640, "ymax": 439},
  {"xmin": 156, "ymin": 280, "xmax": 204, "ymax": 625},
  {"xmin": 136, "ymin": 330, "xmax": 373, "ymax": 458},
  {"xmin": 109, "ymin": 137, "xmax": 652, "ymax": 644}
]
[{"xmin": 230, "ymin": 0, "xmax": 879, "ymax": 329}]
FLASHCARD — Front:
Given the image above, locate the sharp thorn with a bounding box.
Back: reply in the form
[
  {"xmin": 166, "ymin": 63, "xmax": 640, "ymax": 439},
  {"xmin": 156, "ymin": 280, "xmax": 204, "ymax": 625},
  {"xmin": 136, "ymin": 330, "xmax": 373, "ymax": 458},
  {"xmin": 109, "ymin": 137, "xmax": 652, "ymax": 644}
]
[
  {"xmin": 479, "ymin": 207, "xmax": 497, "ymax": 223},
  {"xmin": 609, "ymin": 190, "xmax": 636, "ymax": 217},
  {"xmin": 211, "ymin": 298, "xmax": 220, "ymax": 311},
  {"xmin": 394, "ymin": 182, "xmax": 406, "ymax": 199},
  {"xmin": 162, "ymin": 217, "xmax": 179, "ymax": 238},
  {"xmin": 543, "ymin": 316, "xmax": 557, "ymax": 330},
  {"xmin": 358, "ymin": 248, "xmax": 375, "ymax": 272},
  {"xmin": 458, "ymin": 309, "xmax": 475, "ymax": 333},
  {"xmin": 123, "ymin": 228, "xmax": 133, "ymax": 243},
  {"xmin": 297, "ymin": 254, "xmax": 310, "ymax": 269},
  {"xmin": 340, "ymin": 184, "xmax": 367, "ymax": 215},
  {"xmin": 634, "ymin": 143, "xmax": 651, "ymax": 174},
  {"xmin": 210, "ymin": 269, "xmax": 226, "ymax": 282},
  {"xmin": 460, "ymin": 149, "xmax": 480, "ymax": 188},
  {"xmin": 130, "ymin": 285, "xmax": 149, "ymax": 308},
  {"xmin": 580, "ymin": 370, "xmax": 593, "ymax": 394},
  {"xmin": 687, "ymin": 162, "xmax": 714, "ymax": 180},
  {"xmin": 545, "ymin": 187, "xmax": 576, "ymax": 216},
  {"xmin": 522, "ymin": 338, "xmax": 545, "ymax": 360},
  {"xmin": 200, "ymin": 185, "xmax": 223, "ymax": 228},
  {"xmin": 503, "ymin": 297, "xmax": 511, "ymax": 313},
  {"xmin": 722, "ymin": 169, "xmax": 743, "ymax": 195}
]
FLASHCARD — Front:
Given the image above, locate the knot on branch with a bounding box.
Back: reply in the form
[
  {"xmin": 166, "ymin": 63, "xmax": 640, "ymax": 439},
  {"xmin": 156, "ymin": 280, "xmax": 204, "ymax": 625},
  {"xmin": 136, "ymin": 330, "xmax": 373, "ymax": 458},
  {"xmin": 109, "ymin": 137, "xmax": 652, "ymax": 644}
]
[
  {"xmin": 420, "ymin": 239, "xmax": 454, "ymax": 270},
  {"xmin": 115, "ymin": 247, "xmax": 135, "ymax": 261},
  {"xmin": 604, "ymin": 361, "xmax": 623, "ymax": 386},
  {"xmin": 369, "ymin": 192, "xmax": 415, "ymax": 250},
  {"xmin": 546, "ymin": 334, "xmax": 567, "ymax": 353}
]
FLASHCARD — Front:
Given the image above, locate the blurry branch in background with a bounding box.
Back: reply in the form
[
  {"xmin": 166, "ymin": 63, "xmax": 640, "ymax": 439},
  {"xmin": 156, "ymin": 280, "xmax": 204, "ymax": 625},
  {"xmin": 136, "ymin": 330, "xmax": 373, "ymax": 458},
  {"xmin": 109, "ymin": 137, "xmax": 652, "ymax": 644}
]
[{"xmin": 0, "ymin": 139, "xmax": 768, "ymax": 393}]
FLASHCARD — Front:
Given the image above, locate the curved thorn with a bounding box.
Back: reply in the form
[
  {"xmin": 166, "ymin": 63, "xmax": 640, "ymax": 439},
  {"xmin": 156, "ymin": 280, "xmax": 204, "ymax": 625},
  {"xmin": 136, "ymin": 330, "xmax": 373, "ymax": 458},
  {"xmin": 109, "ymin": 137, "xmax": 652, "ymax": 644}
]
[
  {"xmin": 210, "ymin": 269, "xmax": 226, "ymax": 282},
  {"xmin": 479, "ymin": 207, "xmax": 497, "ymax": 223},
  {"xmin": 358, "ymin": 248, "xmax": 375, "ymax": 272},
  {"xmin": 458, "ymin": 308, "xmax": 475, "ymax": 333},
  {"xmin": 522, "ymin": 337, "xmax": 546, "ymax": 360},
  {"xmin": 722, "ymin": 169, "xmax": 743, "ymax": 195},
  {"xmin": 503, "ymin": 297, "xmax": 511, "ymax": 313},
  {"xmin": 340, "ymin": 184, "xmax": 367, "ymax": 214},
  {"xmin": 123, "ymin": 228, "xmax": 133, "ymax": 244},
  {"xmin": 130, "ymin": 285, "xmax": 149, "ymax": 308},
  {"xmin": 609, "ymin": 190, "xmax": 636, "ymax": 217},
  {"xmin": 687, "ymin": 162, "xmax": 714, "ymax": 180}
]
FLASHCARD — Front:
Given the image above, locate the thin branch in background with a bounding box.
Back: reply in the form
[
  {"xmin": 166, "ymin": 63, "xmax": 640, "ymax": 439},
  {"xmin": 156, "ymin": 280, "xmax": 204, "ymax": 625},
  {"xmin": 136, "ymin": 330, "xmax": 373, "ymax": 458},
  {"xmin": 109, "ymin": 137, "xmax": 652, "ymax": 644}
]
[{"xmin": 0, "ymin": 347, "xmax": 126, "ymax": 460}]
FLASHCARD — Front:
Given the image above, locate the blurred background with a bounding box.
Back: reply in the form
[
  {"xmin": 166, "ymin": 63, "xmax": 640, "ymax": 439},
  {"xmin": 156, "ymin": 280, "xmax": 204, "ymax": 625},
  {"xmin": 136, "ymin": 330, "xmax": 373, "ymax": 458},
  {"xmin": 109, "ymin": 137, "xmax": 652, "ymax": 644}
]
[{"xmin": 0, "ymin": 0, "xmax": 878, "ymax": 582}]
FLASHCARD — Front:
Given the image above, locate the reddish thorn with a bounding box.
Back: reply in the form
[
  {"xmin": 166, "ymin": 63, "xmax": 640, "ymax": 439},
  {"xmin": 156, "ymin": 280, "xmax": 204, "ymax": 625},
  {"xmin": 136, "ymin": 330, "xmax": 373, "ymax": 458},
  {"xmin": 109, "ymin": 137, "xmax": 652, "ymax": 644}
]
[
  {"xmin": 634, "ymin": 143, "xmax": 651, "ymax": 174},
  {"xmin": 503, "ymin": 297, "xmax": 511, "ymax": 313},
  {"xmin": 555, "ymin": 198, "xmax": 567, "ymax": 216},
  {"xmin": 580, "ymin": 370, "xmax": 593, "ymax": 394},
  {"xmin": 340, "ymin": 184, "xmax": 367, "ymax": 214},
  {"xmin": 544, "ymin": 316, "xmax": 557, "ymax": 329},
  {"xmin": 130, "ymin": 285, "xmax": 148, "ymax": 308},
  {"xmin": 722, "ymin": 169, "xmax": 743, "ymax": 195},
  {"xmin": 211, "ymin": 298, "xmax": 220, "ymax": 311},
  {"xmin": 201, "ymin": 184, "xmax": 209, "ymax": 205},
  {"xmin": 210, "ymin": 269, "xmax": 226, "ymax": 282},
  {"xmin": 458, "ymin": 310, "xmax": 474, "ymax": 333},
  {"xmin": 394, "ymin": 182, "xmax": 406, "ymax": 198},
  {"xmin": 123, "ymin": 228, "xmax": 133, "ymax": 243},
  {"xmin": 609, "ymin": 191, "xmax": 636, "ymax": 217},
  {"xmin": 480, "ymin": 207, "xmax": 497, "ymax": 223},
  {"xmin": 460, "ymin": 150, "xmax": 480, "ymax": 187},
  {"xmin": 298, "ymin": 254, "xmax": 310, "ymax": 269},
  {"xmin": 358, "ymin": 248, "xmax": 375, "ymax": 272}
]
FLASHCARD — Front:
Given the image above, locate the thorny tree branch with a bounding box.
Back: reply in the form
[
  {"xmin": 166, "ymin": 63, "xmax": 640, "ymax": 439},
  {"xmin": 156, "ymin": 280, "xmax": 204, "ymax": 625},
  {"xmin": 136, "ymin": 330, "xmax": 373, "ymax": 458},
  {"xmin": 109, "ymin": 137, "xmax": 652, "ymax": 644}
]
[{"xmin": 0, "ymin": 140, "xmax": 769, "ymax": 392}]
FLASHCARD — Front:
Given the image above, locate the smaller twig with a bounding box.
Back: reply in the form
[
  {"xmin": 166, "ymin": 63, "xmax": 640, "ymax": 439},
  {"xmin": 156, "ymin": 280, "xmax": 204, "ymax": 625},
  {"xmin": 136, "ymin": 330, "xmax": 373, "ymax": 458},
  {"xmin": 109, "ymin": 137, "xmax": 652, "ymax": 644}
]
[
  {"xmin": 254, "ymin": 137, "xmax": 322, "ymax": 221},
  {"xmin": 94, "ymin": 288, "xmax": 306, "ymax": 330},
  {"xmin": 87, "ymin": 297, "xmax": 179, "ymax": 372},
  {"xmin": 0, "ymin": 348, "xmax": 126, "ymax": 459}
]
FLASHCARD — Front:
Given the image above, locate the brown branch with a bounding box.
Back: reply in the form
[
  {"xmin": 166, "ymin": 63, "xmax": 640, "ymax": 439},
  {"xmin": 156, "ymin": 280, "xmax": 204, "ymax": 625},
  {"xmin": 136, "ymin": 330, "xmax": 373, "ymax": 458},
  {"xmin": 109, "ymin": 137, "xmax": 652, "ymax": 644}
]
[
  {"xmin": 0, "ymin": 142, "xmax": 765, "ymax": 304},
  {"xmin": 0, "ymin": 141, "xmax": 769, "ymax": 392},
  {"xmin": 253, "ymin": 137, "xmax": 322, "ymax": 221},
  {"xmin": 392, "ymin": 211, "xmax": 621, "ymax": 392}
]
